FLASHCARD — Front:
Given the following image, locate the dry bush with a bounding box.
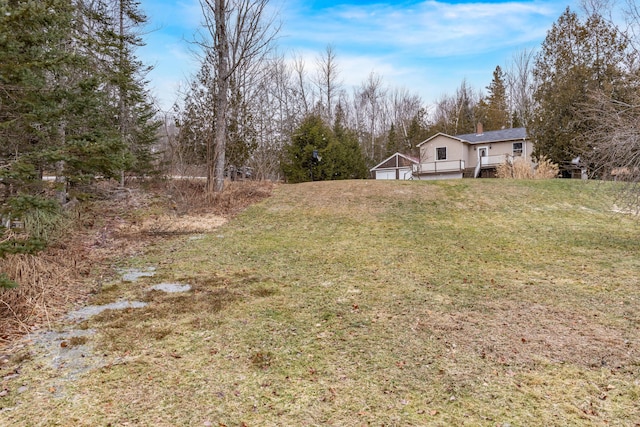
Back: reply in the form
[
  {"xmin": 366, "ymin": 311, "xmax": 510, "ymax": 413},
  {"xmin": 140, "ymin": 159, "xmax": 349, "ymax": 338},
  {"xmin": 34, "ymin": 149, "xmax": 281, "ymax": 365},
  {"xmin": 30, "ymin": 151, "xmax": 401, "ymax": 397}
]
[
  {"xmin": 497, "ymin": 156, "xmax": 533, "ymax": 179},
  {"xmin": 497, "ymin": 156, "xmax": 559, "ymax": 179},
  {"xmin": 163, "ymin": 179, "xmax": 274, "ymax": 216},
  {"xmin": 209, "ymin": 180, "xmax": 274, "ymax": 216},
  {"xmin": 534, "ymin": 156, "xmax": 560, "ymax": 179},
  {"xmin": 0, "ymin": 247, "xmax": 90, "ymax": 343},
  {"xmin": 496, "ymin": 161, "xmax": 512, "ymax": 179}
]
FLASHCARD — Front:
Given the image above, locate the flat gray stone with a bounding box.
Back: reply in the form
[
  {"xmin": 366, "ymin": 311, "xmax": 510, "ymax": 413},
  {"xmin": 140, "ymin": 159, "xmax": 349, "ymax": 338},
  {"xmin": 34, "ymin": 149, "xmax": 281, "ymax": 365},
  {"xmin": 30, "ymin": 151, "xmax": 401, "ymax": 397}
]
[{"xmin": 149, "ymin": 283, "xmax": 191, "ymax": 293}]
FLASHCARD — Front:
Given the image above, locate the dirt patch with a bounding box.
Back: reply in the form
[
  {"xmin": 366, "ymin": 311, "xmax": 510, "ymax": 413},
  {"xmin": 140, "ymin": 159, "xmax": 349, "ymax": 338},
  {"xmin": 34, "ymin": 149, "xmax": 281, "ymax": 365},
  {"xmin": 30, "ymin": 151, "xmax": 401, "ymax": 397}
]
[
  {"xmin": 120, "ymin": 213, "xmax": 227, "ymax": 236},
  {"xmin": 419, "ymin": 301, "xmax": 639, "ymax": 369}
]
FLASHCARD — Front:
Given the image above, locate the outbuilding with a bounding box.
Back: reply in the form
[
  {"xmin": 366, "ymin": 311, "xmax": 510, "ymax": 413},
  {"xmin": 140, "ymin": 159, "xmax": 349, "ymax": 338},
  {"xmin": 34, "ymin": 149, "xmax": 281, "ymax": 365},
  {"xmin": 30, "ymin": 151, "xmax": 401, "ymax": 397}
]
[{"xmin": 370, "ymin": 153, "xmax": 419, "ymax": 180}]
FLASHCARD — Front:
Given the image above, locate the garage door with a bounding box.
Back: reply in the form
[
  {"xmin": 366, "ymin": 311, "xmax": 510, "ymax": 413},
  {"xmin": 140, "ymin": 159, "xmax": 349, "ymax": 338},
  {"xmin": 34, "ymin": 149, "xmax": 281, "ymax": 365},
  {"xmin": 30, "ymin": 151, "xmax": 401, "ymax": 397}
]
[{"xmin": 376, "ymin": 170, "xmax": 396, "ymax": 180}]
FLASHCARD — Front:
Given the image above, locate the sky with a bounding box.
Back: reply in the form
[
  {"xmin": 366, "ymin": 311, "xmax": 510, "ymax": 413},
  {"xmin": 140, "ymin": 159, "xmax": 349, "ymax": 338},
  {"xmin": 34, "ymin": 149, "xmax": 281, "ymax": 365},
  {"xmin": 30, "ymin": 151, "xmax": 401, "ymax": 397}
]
[{"xmin": 137, "ymin": 0, "xmax": 579, "ymax": 113}]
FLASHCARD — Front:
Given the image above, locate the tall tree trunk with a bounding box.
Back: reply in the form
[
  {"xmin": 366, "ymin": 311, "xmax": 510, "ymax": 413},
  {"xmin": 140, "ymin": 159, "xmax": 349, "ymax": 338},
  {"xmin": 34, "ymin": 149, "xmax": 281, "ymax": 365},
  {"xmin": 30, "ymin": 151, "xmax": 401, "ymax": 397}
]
[
  {"xmin": 208, "ymin": 0, "xmax": 230, "ymax": 196},
  {"xmin": 119, "ymin": 0, "xmax": 127, "ymax": 187}
]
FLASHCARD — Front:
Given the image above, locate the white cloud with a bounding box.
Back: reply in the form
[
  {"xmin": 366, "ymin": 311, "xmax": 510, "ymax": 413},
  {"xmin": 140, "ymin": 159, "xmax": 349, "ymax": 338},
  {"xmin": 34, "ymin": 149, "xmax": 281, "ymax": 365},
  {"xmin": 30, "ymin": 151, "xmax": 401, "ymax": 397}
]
[
  {"xmin": 274, "ymin": 0, "xmax": 577, "ymax": 106},
  {"xmin": 139, "ymin": 0, "xmax": 578, "ymax": 111},
  {"xmin": 282, "ymin": 0, "xmax": 563, "ymax": 57}
]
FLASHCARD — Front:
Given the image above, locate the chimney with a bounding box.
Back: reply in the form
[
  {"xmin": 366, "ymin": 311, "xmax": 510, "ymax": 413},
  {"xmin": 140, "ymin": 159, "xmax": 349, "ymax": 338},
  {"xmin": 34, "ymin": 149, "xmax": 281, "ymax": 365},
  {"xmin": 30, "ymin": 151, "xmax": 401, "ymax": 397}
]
[{"xmin": 476, "ymin": 122, "xmax": 483, "ymax": 135}]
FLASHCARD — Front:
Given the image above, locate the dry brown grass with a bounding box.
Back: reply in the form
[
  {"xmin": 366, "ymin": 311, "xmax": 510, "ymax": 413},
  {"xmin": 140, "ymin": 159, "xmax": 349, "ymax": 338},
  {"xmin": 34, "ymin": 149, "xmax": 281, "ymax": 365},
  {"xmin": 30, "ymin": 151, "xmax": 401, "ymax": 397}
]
[
  {"xmin": 497, "ymin": 156, "xmax": 559, "ymax": 179},
  {"xmin": 0, "ymin": 179, "xmax": 273, "ymax": 348},
  {"xmin": 163, "ymin": 179, "xmax": 274, "ymax": 217},
  {"xmin": 535, "ymin": 156, "xmax": 560, "ymax": 179},
  {"xmin": 0, "ymin": 248, "xmax": 92, "ymax": 344}
]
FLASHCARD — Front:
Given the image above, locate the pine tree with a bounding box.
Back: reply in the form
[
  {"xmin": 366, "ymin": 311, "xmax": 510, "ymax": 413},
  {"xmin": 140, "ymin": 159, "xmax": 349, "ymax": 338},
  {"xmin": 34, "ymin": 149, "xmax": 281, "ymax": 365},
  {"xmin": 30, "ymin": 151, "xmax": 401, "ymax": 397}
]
[
  {"xmin": 282, "ymin": 114, "xmax": 332, "ymax": 183},
  {"xmin": 406, "ymin": 108, "xmax": 429, "ymax": 156},
  {"xmin": 226, "ymin": 78, "xmax": 258, "ymax": 176},
  {"xmin": 0, "ymin": 0, "xmax": 158, "ymax": 277},
  {"xmin": 483, "ymin": 65, "xmax": 510, "ymax": 131},
  {"xmin": 384, "ymin": 123, "xmax": 401, "ymax": 157},
  {"xmin": 282, "ymin": 113, "xmax": 367, "ymax": 182},
  {"xmin": 530, "ymin": 7, "xmax": 627, "ymax": 169},
  {"xmin": 93, "ymin": 0, "xmax": 159, "ymax": 181},
  {"xmin": 326, "ymin": 108, "xmax": 368, "ymax": 179}
]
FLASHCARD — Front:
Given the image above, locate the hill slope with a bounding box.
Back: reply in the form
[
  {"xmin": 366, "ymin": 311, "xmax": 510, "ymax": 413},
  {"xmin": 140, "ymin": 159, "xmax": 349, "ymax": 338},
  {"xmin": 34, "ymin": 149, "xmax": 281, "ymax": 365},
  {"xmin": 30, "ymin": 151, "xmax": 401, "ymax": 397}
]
[{"xmin": 2, "ymin": 179, "xmax": 639, "ymax": 426}]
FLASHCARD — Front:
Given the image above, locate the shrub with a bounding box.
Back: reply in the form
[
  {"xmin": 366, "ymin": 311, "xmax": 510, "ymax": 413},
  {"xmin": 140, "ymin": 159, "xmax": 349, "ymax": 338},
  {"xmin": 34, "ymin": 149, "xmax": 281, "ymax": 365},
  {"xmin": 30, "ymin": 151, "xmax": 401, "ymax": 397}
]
[
  {"xmin": 0, "ymin": 195, "xmax": 70, "ymax": 287},
  {"xmin": 497, "ymin": 156, "xmax": 533, "ymax": 179},
  {"xmin": 534, "ymin": 156, "xmax": 560, "ymax": 179},
  {"xmin": 497, "ymin": 156, "xmax": 559, "ymax": 180}
]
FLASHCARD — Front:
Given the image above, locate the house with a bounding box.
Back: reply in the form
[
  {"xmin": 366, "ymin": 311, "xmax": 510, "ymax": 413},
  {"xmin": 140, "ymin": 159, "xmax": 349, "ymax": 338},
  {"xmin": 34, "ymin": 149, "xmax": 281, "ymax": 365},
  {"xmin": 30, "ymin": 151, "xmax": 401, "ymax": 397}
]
[
  {"xmin": 370, "ymin": 152, "xmax": 420, "ymax": 180},
  {"xmin": 413, "ymin": 125, "xmax": 532, "ymax": 180}
]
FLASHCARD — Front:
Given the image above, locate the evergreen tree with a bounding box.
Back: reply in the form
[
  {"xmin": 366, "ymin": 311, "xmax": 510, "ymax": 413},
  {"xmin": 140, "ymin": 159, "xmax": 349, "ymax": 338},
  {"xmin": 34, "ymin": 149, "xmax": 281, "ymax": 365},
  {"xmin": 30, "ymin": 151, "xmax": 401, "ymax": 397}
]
[
  {"xmin": 0, "ymin": 0, "xmax": 129, "ymax": 189},
  {"xmin": 175, "ymin": 63, "xmax": 215, "ymax": 167},
  {"xmin": 481, "ymin": 65, "xmax": 510, "ymax": 131},
  {"xmin": 384, "ymin": 123, "xmax": 403, "ymax": 157},
  {"xmin": 0, "ymin": 0, "xmax": 158, "ymax": 280},
  {"xmin": 92, "ymin": 0, "xmax": 159, "ymax": 180},
  {"xmin": 226, "ymin": 78, "xmax": 258, "ymax": 174},
  {"xmin": 282, "ymin": 113, "xmax": 367, "ymax": 182},
  {"xmin": 406, "ymin": 108, "xmax": 429, "ymax": 156},
  {"xmin": 327, "ymin": 109, "xmax": 368, "ymax": 179},
  {"xmin": 282, "ymin": 114, "xmax": 332, "ymax": 183},
  {"xmin": 530, "ymin": 7, "xmax": 627, "ymax": 168}
]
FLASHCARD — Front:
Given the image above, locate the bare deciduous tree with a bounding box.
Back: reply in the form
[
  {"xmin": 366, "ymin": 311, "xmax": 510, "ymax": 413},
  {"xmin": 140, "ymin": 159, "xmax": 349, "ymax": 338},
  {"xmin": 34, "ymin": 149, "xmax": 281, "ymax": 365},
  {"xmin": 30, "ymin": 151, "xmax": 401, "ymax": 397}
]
[
  {"xmin": 504, "ymin": 48, "xmax": 537, "ymax": 128},
  {"xmin": 315, "ymin": 45, "xmax": 341, "ymax": 123},
  {"xmin": 355, "ymin": 72, "xmax": 387, "ymax": 161},
  {"xmin": 199, "ymin": 0, "xmax": 278, "ymax": 195},
  {"xmin": 582, "ymin": 91, "xmax": 640, "ymax": 208},
  {"xmin": 292, "ymin": 53, "xmax": 312, "ymax": 117}
]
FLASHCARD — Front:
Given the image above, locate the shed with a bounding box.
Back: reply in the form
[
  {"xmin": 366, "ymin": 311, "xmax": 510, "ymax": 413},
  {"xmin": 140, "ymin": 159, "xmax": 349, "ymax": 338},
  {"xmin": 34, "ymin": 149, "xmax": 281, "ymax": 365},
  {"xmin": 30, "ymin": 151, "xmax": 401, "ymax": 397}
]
[{"xmin": 370, "ymin": 153, "xmax": 419, "ymax": 180}]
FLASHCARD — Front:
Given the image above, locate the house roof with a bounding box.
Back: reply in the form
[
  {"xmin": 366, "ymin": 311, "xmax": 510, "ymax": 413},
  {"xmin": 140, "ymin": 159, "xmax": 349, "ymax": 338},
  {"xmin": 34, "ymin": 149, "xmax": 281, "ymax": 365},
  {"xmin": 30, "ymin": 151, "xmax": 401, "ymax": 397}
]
[
  {"xmin": 417, "ymin": 127, "xmax": 527, "ymax": 147},
  {"xmin": 454, "ymin": 127, "xmax": 527, "ymax": 144},
  {"xmin": 416, "ymin": 132, "xmax": 464, "ymax": 147},
  {"xmin": 370, "ymin": 152, "xmax": 419, "ymax": 171}
]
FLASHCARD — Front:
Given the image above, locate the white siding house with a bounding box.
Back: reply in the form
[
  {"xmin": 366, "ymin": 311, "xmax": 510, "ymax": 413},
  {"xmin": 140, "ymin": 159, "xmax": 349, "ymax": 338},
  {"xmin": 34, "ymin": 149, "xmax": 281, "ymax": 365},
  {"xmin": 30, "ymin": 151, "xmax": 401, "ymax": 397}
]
[{"xmin": 414, "ymin": 126, "xmax": 532, "ymax": 180}]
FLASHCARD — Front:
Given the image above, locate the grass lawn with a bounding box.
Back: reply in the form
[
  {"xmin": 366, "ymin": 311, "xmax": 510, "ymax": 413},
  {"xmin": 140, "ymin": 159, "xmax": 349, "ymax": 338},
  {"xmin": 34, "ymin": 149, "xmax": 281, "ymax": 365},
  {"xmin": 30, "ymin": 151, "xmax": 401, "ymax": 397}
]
[{"xmin": 1, "ymin": 179, "xmax": 639, "ymax": 426}]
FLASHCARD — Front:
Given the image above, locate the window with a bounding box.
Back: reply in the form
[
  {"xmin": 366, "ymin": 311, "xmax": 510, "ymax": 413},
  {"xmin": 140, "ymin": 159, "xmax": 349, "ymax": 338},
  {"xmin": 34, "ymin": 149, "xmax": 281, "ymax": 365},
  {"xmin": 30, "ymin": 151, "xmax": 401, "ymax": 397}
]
[
  {"xmin": 436, "ymin": 147, "xmax": 447, "ymax": 161},
  {"xmin": 513, "ymin": 142, "xmax": 523, "ymax": 156}
]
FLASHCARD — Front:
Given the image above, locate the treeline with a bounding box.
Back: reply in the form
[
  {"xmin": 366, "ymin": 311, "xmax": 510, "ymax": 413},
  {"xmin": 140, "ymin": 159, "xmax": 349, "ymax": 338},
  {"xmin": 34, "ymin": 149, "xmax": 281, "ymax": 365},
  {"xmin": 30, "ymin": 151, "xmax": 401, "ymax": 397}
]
[
  {"xmin": 169, "ymin": 43, "xmax": 535, "ymax": 184},
  {"xmin": 166, "ymin": 1, "xmax": 640, "ymax": 186},
  {"xmin": 170, "ymin": 44, "xmax": 431, "ymax": 184}
]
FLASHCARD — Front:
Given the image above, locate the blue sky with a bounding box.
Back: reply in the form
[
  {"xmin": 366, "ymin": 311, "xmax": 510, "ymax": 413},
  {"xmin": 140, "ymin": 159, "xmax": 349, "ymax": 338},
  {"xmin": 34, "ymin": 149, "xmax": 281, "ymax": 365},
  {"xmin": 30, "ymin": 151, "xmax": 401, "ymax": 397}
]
[{"xmin": 137, "ymin": 0, "xmax": 578, "ymax": 112}]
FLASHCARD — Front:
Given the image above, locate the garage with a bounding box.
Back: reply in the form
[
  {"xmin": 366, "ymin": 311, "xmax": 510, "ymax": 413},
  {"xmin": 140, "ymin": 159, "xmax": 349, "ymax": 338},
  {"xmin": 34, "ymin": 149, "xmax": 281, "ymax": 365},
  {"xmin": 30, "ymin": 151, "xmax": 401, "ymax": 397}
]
[
  {"xmin": 370, "ymin": 153, "xmax": 419, "ymax": 180},
  {"xmin": 375, "ymin": 170, "xmax": 397, "ymax": 180}
]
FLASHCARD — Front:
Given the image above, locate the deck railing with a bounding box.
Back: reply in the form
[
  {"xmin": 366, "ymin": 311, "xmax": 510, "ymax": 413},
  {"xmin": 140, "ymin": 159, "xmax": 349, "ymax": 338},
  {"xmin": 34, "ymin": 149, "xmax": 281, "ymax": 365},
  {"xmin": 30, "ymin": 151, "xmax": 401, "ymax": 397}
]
[
  {"xmin": 414, "ymin": 155, "xmax": 508, "ymax": 176},
  {"xmin": 413, "ymin": 160, "xmax": 465, "ymax": 174},
  {"xmin": 479, "ymin": 154, "xmax": 506, "ymax": 167}
]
